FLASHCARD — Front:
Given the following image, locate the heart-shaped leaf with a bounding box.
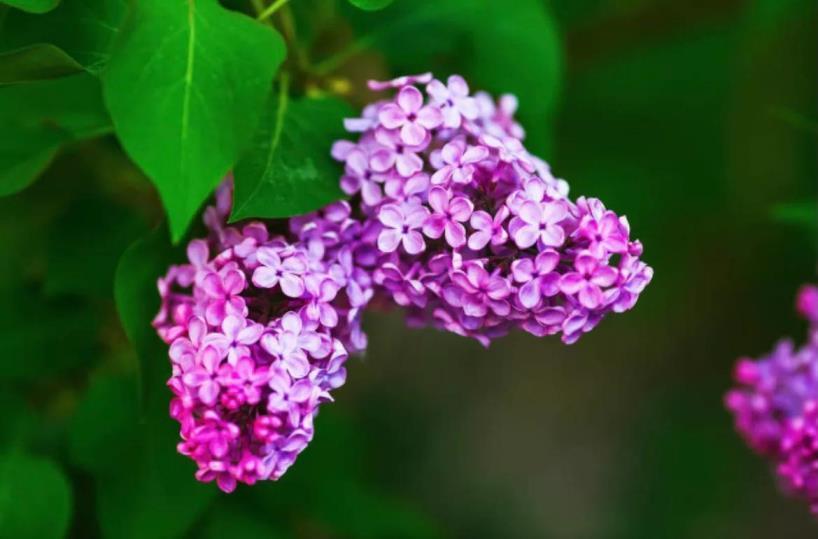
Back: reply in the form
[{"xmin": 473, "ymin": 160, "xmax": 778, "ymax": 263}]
[
  {"xmin": 0, "ymin": 74, "xmax": 111, "ymax": 196},
  {"xmin": 231, "ymin": 93, "xmax": 351, "ymax": 221},
  {"xmin": 0, "ymin": 0, "xmax": 127, "ymax": 75},
  {"xmin": 0, "ymin": 0, "xmax": 59, "ymax": 14},
  {"xmin": 0, "ymin": 44, "xmax": 83, "ymax": 85},
  {"xmin": 102, "ymin": 0, "xmax": 286, "ymax": 241}
]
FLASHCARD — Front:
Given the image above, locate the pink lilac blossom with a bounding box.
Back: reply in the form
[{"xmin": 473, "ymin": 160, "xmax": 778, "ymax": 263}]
[
  {"xmin": 154, "ymin": 183, "xmax": 370, "ymax": 493},
  {"xmin": 331, "ymin": 73, "xmax": 653, "ymax": 346},
  {"xmin": 725, "ymin": 284, "xmax": 818, "ymax": 518}
]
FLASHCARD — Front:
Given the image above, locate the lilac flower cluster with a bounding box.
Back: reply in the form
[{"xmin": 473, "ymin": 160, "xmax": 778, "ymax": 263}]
[
  {"xmin": 154, "ymin": 183, "xmax": 371, "ymax": 493},
  {"xmin": 725, "ymin": 285, "xmax": 818, "ymax": 517},
  {"xmin": 154, "ymin": 73, "xmax": 654, "ymax": 492},
  {"xmin": 332, "ymin": 73, "xmax": 652, "ymax": 345}
]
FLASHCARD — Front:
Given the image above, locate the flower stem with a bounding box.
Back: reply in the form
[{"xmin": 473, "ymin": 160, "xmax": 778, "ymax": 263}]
[{"xmin": 256, "ymin": 0, "xmax": 289, "ymax": 22}]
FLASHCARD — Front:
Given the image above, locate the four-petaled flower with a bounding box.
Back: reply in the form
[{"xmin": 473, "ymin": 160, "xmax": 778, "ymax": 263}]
[
  {"xmin": 468, "ymin": 207, "xmax": 509, "ymax": 250},
  {"xmin": 559, "ymin": 252, "xmax": 619, "ymax": 309},
  {"xmin": 377, "ymin": 202, "xmax": 430, "ymax": 254},
  {"xmin": 423, "ymin": 187, "xmax": 474, "ymax": 248},
  {"xmin": 430, "ymin": 141, "xmax": 488, "ymax": 185},
  {"xmin": 511, "ymin": 250, "xmax": 561, "ymax": 309},
  {"xmin": 252, "ymin": 247, "xmax": 308, "ymax": 297},
  {"xmin": 450, "ymin": 262, "xmax": 512, "ymax": 317},
  {"xmin": 208, "ymin": 315, "xmax": 264, "ymax": 366},
  {"xmin": 510, "ymin": 200, "xmax": 567, "ymax": 249},
  {"xmin": 261, "ymin": 313, "xmax": 326, "ymax": 379},
  {"xmin": 426, "ymin": 75, "xmax": 479, "ymax": 128},
  {"xmin": 378, "ymin": 86, "xmax": 443, "ymax": 146}
]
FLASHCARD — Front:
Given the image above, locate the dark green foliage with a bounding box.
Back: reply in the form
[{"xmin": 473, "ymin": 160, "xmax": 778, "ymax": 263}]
[
  {"xmin": 232, "ymin": 93, "xmax": 352, "ymax": 221},
  {"xmin": 0, "ymin": 452, "xmax": 71, "ymax": 539}
]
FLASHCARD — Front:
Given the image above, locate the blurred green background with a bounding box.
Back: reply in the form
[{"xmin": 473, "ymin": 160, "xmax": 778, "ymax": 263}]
[{"xmin": 1, "ymin": 0, "xmax": 816, "ymax": 537}]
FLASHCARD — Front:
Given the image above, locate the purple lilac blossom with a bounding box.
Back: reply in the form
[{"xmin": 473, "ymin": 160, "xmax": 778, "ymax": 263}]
[
  {"xmin": 330, "ymin": 73, "xmax": 653, "ymax": 346},
  {"xmin": 154, "ymin": 182, "xmax": 370, "ymax": 493},
  {"xmin": 725, "ymin": 284, "xmax": 818, "ymax": 518},
  {"xmin": 156, "ymin": 73, "xmax": 654, "ymax": 492}
]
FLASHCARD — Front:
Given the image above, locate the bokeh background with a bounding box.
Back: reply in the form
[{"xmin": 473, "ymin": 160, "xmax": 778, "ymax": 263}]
[{"xmin": 1, "ymin": 0, "xmax": 816, "ymax": 537}]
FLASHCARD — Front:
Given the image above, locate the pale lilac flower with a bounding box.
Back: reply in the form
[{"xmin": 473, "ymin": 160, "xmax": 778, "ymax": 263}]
[
  {"xmin": 181, "ymin": 345, "xmax": 223, "ymax": 405},
  {"xmin": 512, "ymin": 250, "xmax": 561, "ymax": 309},
  {"xmin": 252, "ymin": 248, "xmax": 307, "ymax": 297},
  {"xmin": 559, "ymin": 252, "xmax": 618, "ymax": 309},
  {"xmin": 450, "ymin": 262, "xmax": 512, "ymax": 317},
  {"xmin": 378, "ymin": 86, "xmax": 443, "ymax": 146},
  {"xmin": 209, "ymin": 315, "xmax": 264, "ymax": 366},
  {"xmin": 200, "ymin": 265, "xmax": 247, "ymax": 326},
  {"xmin": 370, "ymin": 128, "xmax": 425, "ymax": 177},
  {"xmin": 426, "ymin": 75, "xmax": 479, "ymax": 128},
  {"xmin": 468, "ymin": 207, "xmax": 509, "ymax": 250},
  {"xmin": 510, "ymin": 200, "xmax": 567, "ymax": 249},
  {"xmin": 430, "ymin": 141, "xmax": 488, "ymax": 185},
  {"xmin": 377, "ymin": 202, "xmax": 429, "ymax": 254},
  {"xmin": 261, "ymin": 313, "xmax": 325, "ymax": 379},
  {"xmin": 422, "ymin": 187, "xmax": 474, "ymax": 248}
]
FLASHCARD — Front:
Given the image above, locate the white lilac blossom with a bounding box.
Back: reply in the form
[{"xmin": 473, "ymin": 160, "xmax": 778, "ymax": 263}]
[
  {"xmin": 726, "ymin": 285, "xmax": 818, "ymax": 518},
  {"xmin": 154, "ymin": 183, "xmax": 370, "ymax": 493},
  {"xmin": 332, "ymin": 73, "xmax": 653, "ymax": 346}
]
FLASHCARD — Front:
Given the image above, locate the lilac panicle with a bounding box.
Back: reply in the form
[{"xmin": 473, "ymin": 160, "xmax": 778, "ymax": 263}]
[
  {"xmin": 155, "ymin": 73, "xmax": 654, "ymax": 492},
  {"xmin": 154, "ymin": 182, "xmax": 370, "ymax": 493},
  {"xmin": 331, "ymin": 73, "xmax": 652, "ymax": 346},
  {"xmin": 726, "ymin": 284, "xmax": 818, "ymax": 518}
]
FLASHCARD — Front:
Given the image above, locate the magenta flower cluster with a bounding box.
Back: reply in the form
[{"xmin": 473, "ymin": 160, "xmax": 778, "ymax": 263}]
[
  {"xmin": 154, "ymin": 183, "xmax": 370, "ymax": 493},
  {"xmin": 154, "ymin": 73, "xmax": 653, "ymax": 492},
  {"xmin": 725, "ymin": 284, "xmax": 818, "ymax": 517},
  {"xmin": 333, "ymin": 73, "xmax": 652, "ymax": 345}
]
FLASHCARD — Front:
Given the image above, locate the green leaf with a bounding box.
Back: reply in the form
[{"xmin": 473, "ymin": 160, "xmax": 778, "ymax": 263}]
[
  {"xmin": 114, "ymin": 225, "xmax": 180, "ymax": 407},
  {"xmin": 72, "ymin": 372, "xmax": 216, "ymax": 539},
  {"xmin": 0, "ymin": 44, "xmax": 83, "ymax": 85},
  {"xmin": 0, "ymin": 0, "xmax": 59, "ymax": 14},
  {"xmin": 102, "ymin": 0, "xmax": 286, "ymax": 241},
  {"xmin": 69, "ymin": 373, "xmax": 141, "ymax": 476},
  {"xmin": 0, "ymin": 73, "xmax": 111, "ymax": 196},
  {"xmin": 0, "ymin": 452, "xmax": 71, "ymax": 539},
  {"xmin": 348, "ymin": 0, "xmax": 394, "ymax": 11},
  {"xmin": 340, "ymin": 0, "xmax": 561, "ymax": 155},
  {"xmin": 231, "ymin": 94, "xmax": 351, "ymax": 221},
  {"xmin": 45, "ymin": 196, "xmax": 148, "ymax": 297},
  {"xmin": 0, "ymin": 0, "xmax": 127, "ymax": 74},
  {"xmin": 70, "ymin": 373, "xmax": 216, "ymax": 539}
]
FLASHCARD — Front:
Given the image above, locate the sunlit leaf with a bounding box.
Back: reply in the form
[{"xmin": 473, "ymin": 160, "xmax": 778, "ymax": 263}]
[
  {"xmin": 231, "ymin": 94, "xmax": 351, "ymax": 221},
  {"xmin": 102, "ymin": 0, "xmax": 286, "ymax": 241},
  {"xmin": 0, "ymin": 0, "xmax": 59, "ymax": 14}
]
